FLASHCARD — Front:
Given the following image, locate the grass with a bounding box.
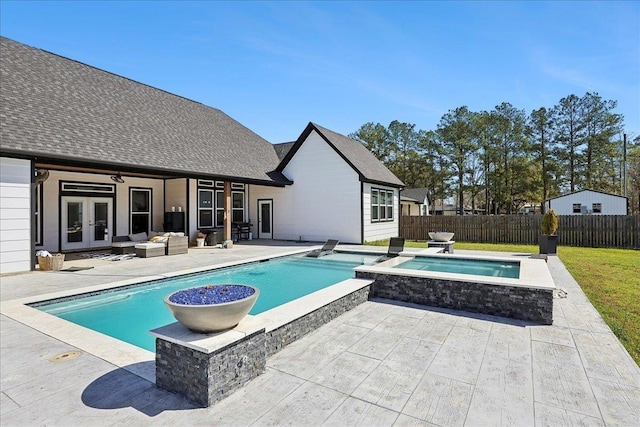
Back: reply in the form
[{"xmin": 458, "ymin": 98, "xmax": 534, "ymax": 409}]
[{"xmin": 367, "ymin": 239, "xmax": 640, "ymax": 365}]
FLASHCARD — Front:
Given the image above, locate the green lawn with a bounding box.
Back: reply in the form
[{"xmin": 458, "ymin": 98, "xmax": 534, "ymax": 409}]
[{"xmin": 367, "ymin": 239, "xmax": 640, "ymax": 365}]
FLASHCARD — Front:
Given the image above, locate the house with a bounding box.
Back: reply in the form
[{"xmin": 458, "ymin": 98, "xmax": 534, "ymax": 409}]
[
  {"xmin": 0, "ymin": 37, "xmax": 403, "ymax": 274},
  {"xmin": 400, "ymin": 188, "xmax": 430, "ymax": 216},
  {"xmin": 432, "ymin": 199, "xmax": 458, "ymax": 216},
  {"xmin": 544, "ymin": 190, "xmax": 628, "ymax": 215}
]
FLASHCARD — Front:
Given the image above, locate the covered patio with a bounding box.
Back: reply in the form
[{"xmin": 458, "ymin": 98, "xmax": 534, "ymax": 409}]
[{"xmin": 1, "ymin": 242, "xmax": 638, "ymax": 425}]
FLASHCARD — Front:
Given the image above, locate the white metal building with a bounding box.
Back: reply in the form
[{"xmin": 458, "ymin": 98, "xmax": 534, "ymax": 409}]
[{"xmin": 544, "ymin": 190, "xmax": 628, "ymax": 215}]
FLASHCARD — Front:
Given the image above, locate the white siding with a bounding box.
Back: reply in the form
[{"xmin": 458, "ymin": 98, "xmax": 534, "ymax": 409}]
[
  {"xmin": 0, "ymin": 157, "xmax": 32, "ymax": 274},
  {"xmin": 363, "ymin": 183, "xmax": 399, "ymax": 242},
  {"xmin": 547, "ymin": 191, "xmax": 627, "ymax": 215},
  {"xmin": 249, "ymin": 184, "xmax": 287, "ymax": 239},
  {"xmin": 250, "ymin": 131, "xmax": 363, "ymax": 243}
]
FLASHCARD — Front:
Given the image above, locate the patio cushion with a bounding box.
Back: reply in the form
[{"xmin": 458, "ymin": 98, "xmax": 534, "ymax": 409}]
[
  {"xmin": 128, "ymin": 232, "xmax": 148, "ymax": 242},
  {"xmin": 135, "ymin": 242, "xmax": 166, "ymax": 258},
  {"xmin": 111, "ymin": 241, "xmax": 138, "ymax": 248},
  {"xmin": 134, "ymin": 242, "xmax": 165, "ymax": 250}
]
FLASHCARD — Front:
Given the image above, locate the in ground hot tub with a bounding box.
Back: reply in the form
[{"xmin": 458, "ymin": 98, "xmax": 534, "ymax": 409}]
[{"xmin": 355, "ymin": 253, "xmax": 555, "ymax": 324}]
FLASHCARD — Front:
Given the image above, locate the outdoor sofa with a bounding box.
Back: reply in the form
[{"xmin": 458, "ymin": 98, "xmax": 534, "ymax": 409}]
[{"xmin": 111, "ymin": 231, "xmax": 188, "ymax": 256}]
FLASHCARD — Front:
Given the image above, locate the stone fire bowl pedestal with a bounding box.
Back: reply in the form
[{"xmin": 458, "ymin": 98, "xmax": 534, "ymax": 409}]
[
  {"xmin": 164, "ymin": 284, "xmax": 260, "ymax": 333},
  {"xmin": 428, "ymin": 232, "xmax": 455, "ymax": 242}
]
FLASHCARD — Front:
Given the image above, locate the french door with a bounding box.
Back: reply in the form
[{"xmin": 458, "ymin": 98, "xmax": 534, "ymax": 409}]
[
  {"xmin": 62, "ymin": 196, "xmax": 113, "ymax": 251},
  {"xmin": 257, "ymin": 200, "xmax": 273, "ymax": 239}
]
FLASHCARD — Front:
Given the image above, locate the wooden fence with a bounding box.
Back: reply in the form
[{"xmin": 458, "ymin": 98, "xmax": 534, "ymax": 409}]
[{"xmin": 400, "ymin": 215, "xmax": 640, "ymax": 249}]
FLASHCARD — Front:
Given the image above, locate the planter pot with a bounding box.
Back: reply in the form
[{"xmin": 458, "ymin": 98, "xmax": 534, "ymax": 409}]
[
  {"xmin": 164, "ymin": 284, "xmax": 259, "ymax": 332},
  {"xmin": 539, "ymin": 234, "xmax": 558, "ymax": 255},
  {"xmin": 428, "ymin": 232, "xmax": 455, "ymax": 242}
]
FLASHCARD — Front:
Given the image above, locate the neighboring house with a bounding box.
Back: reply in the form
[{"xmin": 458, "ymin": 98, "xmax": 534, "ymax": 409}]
[
  {"xmin": 432, "ymin": 200, "xmax": 458, "ymax": 216},
  {"xmin": 400, "ymin": 188, "xmax": 430, "ymax": 216},
  {"xmin": 544, "ymin": 190, "xmax": 628, "ymax": 215},
  {"xmin": 0, "ymin": 37, "xmax": 403, "ymax": 274}
]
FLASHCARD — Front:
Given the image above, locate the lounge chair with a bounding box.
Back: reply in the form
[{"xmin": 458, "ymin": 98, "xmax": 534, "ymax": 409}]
[
  {"xmin": 305, "ymin": 239, "xmax": 339, "ymax": 258},
  {"xmin": 375, "ymin": 237, "xmax": 405, "ymax": 263}
]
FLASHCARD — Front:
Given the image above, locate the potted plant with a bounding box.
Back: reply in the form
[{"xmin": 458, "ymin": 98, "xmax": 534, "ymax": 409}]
[
  {"xmin": 164, "ymin": 284, "xmax": 259, "ymax": 332},
  {"xmin": 196, "ymin": 231, "xmax": 206, "ymax": 248},
  {"xmin": 539, "ymin": 209, "xmax": 559, "ymax": 255}
]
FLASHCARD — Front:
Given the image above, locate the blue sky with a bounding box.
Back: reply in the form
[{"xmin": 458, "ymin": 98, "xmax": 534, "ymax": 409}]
[{"xmin": 2, "ymin": 1, "xmax": 638, "ymax": 143}]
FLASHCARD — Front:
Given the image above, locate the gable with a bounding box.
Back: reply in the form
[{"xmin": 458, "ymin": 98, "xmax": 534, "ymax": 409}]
[
  {"xmin": 401, "ymin": 188, "xmax": 429, "ymax": 203},
  {"xmin": 277, "ymin": 122, "xmax": 404, "ymax": 188},
  {"xmin": 545, "ymin": 189, "xmax": 627, "ymax": 202}
]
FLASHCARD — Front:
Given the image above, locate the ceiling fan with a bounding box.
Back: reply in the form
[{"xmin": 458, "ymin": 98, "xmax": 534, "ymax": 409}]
[{"xmin": 110, "ymin": 173, "xmax": 125, "ymax": 183}]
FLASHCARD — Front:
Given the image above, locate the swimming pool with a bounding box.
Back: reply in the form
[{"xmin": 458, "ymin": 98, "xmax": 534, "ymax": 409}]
[
  {"xmin": 36, "ymin": 253, "xmax": 378, "ymax": 352},
  {"xmin": 394, "ymin": 256, "xmax": 520, "ymax": 278}
]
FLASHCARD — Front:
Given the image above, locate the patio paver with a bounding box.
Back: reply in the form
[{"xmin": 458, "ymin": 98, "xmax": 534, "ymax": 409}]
[{"xmin": 1, "ymin": 243, "xmax": 639, "ymax": 426}]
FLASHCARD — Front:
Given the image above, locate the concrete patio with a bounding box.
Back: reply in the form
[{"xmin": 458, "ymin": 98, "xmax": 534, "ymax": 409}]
[{"xmin": 1, "ymin": 242, "xmax": 639, "ymax": 426}]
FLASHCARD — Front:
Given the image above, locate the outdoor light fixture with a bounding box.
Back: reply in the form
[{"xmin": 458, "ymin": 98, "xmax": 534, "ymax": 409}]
[
  {"xmin": 110, "ymin": 173, "xmax": 125, "ymax": 183},
  {"xmin": 34, "ymin": 169, "xmax": 50, "ymax": 185}
]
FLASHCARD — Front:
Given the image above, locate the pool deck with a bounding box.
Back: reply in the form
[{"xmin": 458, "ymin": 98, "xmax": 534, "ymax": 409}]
[{"xmin": 1, "ymin": 241, "xmax": 639, "ymax": 426}]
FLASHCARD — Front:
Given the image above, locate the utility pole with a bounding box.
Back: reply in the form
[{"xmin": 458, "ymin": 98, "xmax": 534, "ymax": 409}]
[{"xmin": 622, "ymin": 133, "xmax": 627, "ymax": 198}]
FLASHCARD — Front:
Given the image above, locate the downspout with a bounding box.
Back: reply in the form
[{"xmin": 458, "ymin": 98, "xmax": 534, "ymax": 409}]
[{"xmin": 30, "ymin": 159, "xmax": 36, "ymax": 271}]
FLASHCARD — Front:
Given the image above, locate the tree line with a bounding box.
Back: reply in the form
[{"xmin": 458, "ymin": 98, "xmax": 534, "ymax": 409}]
[{"xmin": 350, "ymin": 92, "xmax": 640, "ymax": 214}]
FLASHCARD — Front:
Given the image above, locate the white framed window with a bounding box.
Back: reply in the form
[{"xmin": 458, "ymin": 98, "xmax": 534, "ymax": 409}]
[
  {"xmin": 371, "ymin": 189, "xmax": 379, "ymax": 221},
  {"xmin": 197, "ymin": 179, "xmax": 215, "ymax": 188},
  {"xmin": 572, "ymin": 203, "xmax": 581, "ymax": 213},
  {"xmin": 371, "ymin": 188, "xmax": 394, "ymax": 222},
  {"xmin": 198, "ymin": 189, "xmax": 214, "ymax": 228},
  {"xmin": 130, "ymin": 188, "xmax": 151, "ymax": 234},
  {"xmin": 232, "ymin": 191, "xmax": 245, "ymax": 223},
  {"xmin": 62, "ymin": 182, "xmax": 115, "ymax": 194},
  {"xmin": 592, "ymin": 203, "xmax": 602, "ymax": 213},
  {"xmin": 216, "ymin": 191, "xmax": 225, "ymax": 227},
  {"xmin": 199, "ymin": 185, "xmax": 246, "ymax": 227}
]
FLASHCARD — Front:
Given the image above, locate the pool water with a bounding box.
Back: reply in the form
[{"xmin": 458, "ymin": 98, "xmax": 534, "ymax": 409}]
[
  {"xmin": 38, "ymin": 253, "xmax": 377, "ymax": 352},
  {"xmin": 395, "ymin": 256, "xmax": 520, "ymax": 278}
]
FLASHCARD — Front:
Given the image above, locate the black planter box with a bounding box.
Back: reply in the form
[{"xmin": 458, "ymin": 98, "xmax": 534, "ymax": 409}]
[{"xmin": 539, "ymin": 234, "xmax": 558, "ymax": 255}]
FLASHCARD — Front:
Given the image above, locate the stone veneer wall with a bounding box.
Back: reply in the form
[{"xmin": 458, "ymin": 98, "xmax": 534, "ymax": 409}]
[
  {"xmin": 155, "ymin": 285, "xmax": 371, "ymax": 407},
  {"xmin": 356, "ymin": 271, "xmax": 553, "ymax": 324},
  {"xmin": 156, "ymin": 328, "xmax": 266, "ymax": 407},
  {"xmin": 265, "ymin": 286, "xmax": 370, "ymax": 357}
]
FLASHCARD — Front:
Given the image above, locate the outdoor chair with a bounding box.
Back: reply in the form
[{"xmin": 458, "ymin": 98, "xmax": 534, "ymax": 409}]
[
  {"xmin": 375, "ymin": 237, "xmax": 405, "ymax": 263},
  {"xmin": 305, "ymin": 239, "xmax": 339, "ymax": 258}
]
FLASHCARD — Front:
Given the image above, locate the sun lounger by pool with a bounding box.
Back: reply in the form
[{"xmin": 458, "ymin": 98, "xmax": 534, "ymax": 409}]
[
  {"xmin": 375, "ymin": 237, "xmax": 405, "ymax": 263},
  {"xmin": 305, "ymin": 239, "xmax": 339, "ymax": 258}
]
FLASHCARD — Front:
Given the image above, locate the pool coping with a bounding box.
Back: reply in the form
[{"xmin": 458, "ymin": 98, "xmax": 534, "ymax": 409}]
[
  {"xmin": 0, "ymin": 247, "xmax": 374, "ymax": 383},
  {"xmin": 356, "ymin": 251, "xmax": 556, "ymax": 291},
  {"xmin": 148, "ymin": 277, "xmax": 373, "ymax": 354}
]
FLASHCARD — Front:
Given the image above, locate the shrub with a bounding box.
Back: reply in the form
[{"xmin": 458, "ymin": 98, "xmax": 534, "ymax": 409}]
[{"xmin": 541, "ymin": 209, "xmax": 559, "ymax": 235}]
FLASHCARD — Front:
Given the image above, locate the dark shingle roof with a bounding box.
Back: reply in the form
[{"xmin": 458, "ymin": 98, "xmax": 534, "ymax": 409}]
[
  {"xmin": 0, "ymin": 37, "xmax": 289, "ymax": 185},
  {"xmin": 401, "ymin": 188, "xmax": 430, "ymax": 203},
  {"xmin": 273, "ymin": 142, "xmax": 295, "ymax": 161},
  {"xmin": 277, "ymin": 123, "xmax": 404, "ymax": 187}
]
